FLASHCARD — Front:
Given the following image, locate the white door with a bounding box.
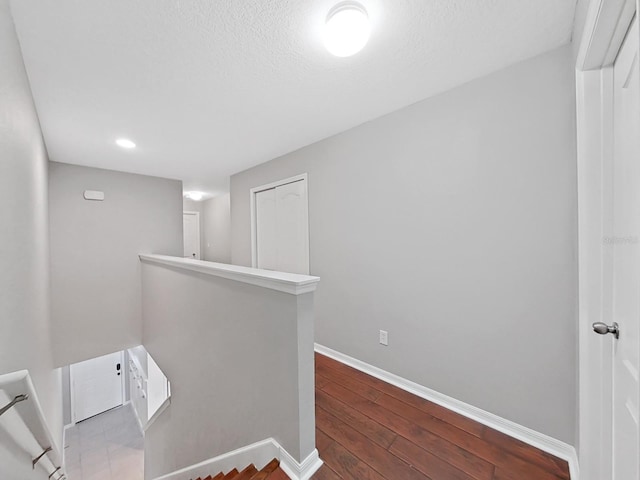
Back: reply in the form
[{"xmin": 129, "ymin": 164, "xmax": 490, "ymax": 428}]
[
  {"xmin": 275, "ymin": 180, "xmax": 309, "ymax": 274},
  {"xmin": 608, "ymin": 18, "xmax": 640, "ymax": 480},
  {"xmin": 71, "ymin": 351, "xmax": 124, "ymax": 423},
  {"xmin": 255, "ymin": 188, "xmax": 277, "ymax": 270},
  {"xmin": 183, "ymin": 211, "xmax": 201, "ymax": 259},
  {"xmin": 252, "ymin": 175, "xmax": 309, "ymax": 274}
]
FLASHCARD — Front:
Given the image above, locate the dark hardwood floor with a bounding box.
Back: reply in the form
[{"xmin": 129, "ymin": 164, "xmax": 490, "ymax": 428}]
[{"xmin": 311, "ymin": 353, "xmax": 570, "ymax": 480}]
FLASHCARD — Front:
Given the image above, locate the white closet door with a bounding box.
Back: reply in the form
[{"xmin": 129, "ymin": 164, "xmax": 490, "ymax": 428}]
[
  {"xmin": 255, "ymin": 187, "xmax": 277, "ymax": 270},
  {"xmin": 253, "ymin": 176, "xmax": 309, "ymax": 275},
  {"xmin": 275, "ymin": 180, "xmax": 309, "ymax": 275}
]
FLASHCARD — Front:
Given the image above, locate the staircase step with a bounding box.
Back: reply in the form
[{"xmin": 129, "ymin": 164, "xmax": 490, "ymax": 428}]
[
  {"xmin": 223, "ymin": 468, "xmax": 239, "ymax": 479},
  {"xmin": 264, "ymin": 467, "xmax": 289, "ymax": 479},
  {"xmin": 250, "ymin": 459, "xmax": 280, "ymax": 480},
  {"xmin": 234, "ymin": 464, "xmax": 258, "ymax": 480},
  {"xmin": 196, "ymin": 458, "xmax": 288, "ymax": 480}
]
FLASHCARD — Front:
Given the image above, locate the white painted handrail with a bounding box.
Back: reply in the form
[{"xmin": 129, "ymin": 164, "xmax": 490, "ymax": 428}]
[
  {"xmin": 139, "ymin": 255, "xmax": 320, "ymax": 295},
  {"xmin": 0, "ymin": 370, "xmax": 64, "ymax": 479}
]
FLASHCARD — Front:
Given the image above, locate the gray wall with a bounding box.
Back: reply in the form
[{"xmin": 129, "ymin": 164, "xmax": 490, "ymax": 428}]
[
  {"xmin": 182, "ymin": 196, "xmax": 231, "ymax": 263},
  {"xmin": 231, "ymin": 46, "xmax": 578, "ymax": 444},
  {"xmin": 203, "ymin": 194, "xmax": 231, "ymax": 263},
  {"xmin": 0, "ymin": 0, "xmax": 62, "ymax": 476},
  {"xmin": 49, "ymin": 163, "xmax": 183, "ymax": 367},
  {"xmin": 141, "ymin": 262, "xmax": 315, "ymax": 479}
]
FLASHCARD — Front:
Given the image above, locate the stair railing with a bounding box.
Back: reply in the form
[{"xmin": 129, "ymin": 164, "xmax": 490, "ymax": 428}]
[{"xmin": 0, "ymin": 370, "xmax": 65, "ymax": 479}]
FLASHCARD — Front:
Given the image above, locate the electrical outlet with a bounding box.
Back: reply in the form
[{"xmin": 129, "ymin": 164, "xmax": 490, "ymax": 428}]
[{"xmin": 379, "ymin": 330, "xmax": 388, "ymax": 346}]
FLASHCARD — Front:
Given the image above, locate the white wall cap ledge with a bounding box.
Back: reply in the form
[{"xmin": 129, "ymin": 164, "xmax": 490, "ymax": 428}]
[{"xmin": 139, "ymin": 254, "xmax": 320, "ymax": 295}]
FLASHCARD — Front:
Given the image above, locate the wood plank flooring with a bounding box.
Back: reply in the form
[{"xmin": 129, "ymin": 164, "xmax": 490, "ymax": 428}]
[{"xmin": 311, "ymin": 353, "xmax": 570, "ymax": 480}]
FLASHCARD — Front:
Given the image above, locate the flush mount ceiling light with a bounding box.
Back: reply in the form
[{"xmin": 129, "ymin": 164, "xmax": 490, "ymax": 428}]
[
  {"xmin": 324, "ymin": 1, "xmax": 371, "ymax": 57},
  {"xmin": 184, "ymin": 191, "xmax": 204, "ymax": 201},
  {"xmin": 115, "ymin": 138, "xmax": 136, "ymax": 149}
]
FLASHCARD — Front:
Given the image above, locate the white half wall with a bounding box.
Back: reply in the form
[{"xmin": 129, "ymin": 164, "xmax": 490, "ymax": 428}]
[
  {"xmin": 0, "ymin": 0, "xmax": 62, "ymax": 476},
  {"xmin": 49, "ymin": 163, "xmax": 183, "ymax": 367},
  {"xmin": 140, "ymin": 256, "xmax": 318, "ymax": 479},
  {"xmin": 230, "ymin": 46, "xmax": 578, "ymax": 444}
]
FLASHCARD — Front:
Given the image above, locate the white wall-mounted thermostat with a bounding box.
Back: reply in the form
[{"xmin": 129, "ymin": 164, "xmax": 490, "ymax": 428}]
[{"xmin": 83, "ymin": 190, "xmax": 105, "ymax": 201}]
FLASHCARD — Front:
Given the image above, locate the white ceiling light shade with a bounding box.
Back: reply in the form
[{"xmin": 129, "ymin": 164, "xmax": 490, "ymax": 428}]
[
  {"xmin": 324, "ymin": 2, "xmax": 371, "ymax": 57},
  {"xmin": 185, "ymin": 191, "xmax": 204, "ymax": 201},
  {"xmin": 115, "ymin": 138, "xmax": 136, "ymax": 149}
]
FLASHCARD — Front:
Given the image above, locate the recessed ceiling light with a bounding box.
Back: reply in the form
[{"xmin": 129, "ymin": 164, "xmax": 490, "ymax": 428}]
[
  {"xmin": 116, "ymin": 138, "xmax": 136, "ymax": 149},
  {"xmin": 324, "ymin": 2, "xmax": 371, "ymax": 57},
  {"xmin": 185, "ymin": 191, "xmax": 204, "ymax": 201}
]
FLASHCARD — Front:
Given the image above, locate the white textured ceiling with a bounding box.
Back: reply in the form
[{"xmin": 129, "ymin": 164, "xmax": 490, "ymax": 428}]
[{"xmin": 10, "ymin": 0, "xmax": 576, "ymax": 197}]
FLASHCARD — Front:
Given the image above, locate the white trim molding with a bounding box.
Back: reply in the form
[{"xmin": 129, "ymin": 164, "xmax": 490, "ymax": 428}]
[
  {"xmin": 315, "ymin": 344, "xmax": 580, "ymax": 480},
  {"xmin": 139, "ymin": 254, "xmax": 320, "ymax": 295},
  {"xmin": 576, "ymin": 0, "xmax": 636, "ymax": 71},
  {"xmin": 279, "ymin": 447, "xmax": 322, "ymax": 480},
  {"xmin": 151, "ymin": 438, "xmax": 322, "ymax": 480}
]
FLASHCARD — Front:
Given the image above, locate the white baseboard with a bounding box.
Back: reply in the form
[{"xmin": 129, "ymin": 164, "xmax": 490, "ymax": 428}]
[
  {"xmin": 152, "ymin": 439, "xmax": 322, "ymax": 480},
  {"xmin": 279, "ymin": 447, "xmax": 322, "ymax": 480},
  {"xmin": 315, "ymin": 343, "xmax": 580, "ymax": 480}
]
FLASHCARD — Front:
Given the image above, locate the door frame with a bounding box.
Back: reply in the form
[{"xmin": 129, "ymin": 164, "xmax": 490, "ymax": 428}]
[
  {"xmin": 575, "ymin": 1, "xmax": 639, "ymax": 479},
  {"xmin": 249, "ymin": 173, "xmax": 309, "ymax": 272},
  {"xmin": 183, "ymin": 210, "xmax": 201, "ymax": 259},
  {"xmin": 69, "ymin": 351, "xmax": 126, "ymax": 424}
]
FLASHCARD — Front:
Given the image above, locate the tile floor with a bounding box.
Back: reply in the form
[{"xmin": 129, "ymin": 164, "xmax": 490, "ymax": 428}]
[{"xmin": 63, "ymin": 403, "xmax": 143, "ymax": 480}]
